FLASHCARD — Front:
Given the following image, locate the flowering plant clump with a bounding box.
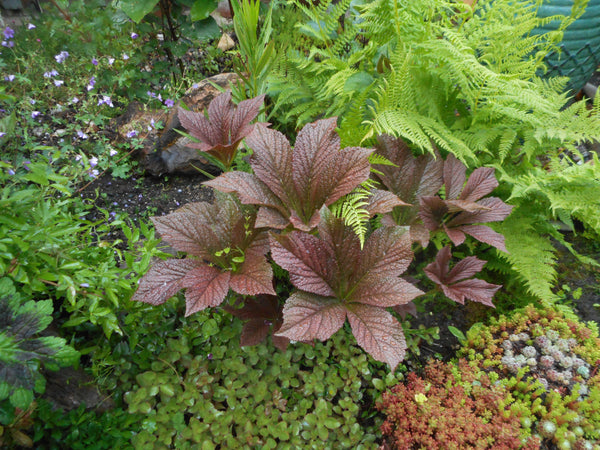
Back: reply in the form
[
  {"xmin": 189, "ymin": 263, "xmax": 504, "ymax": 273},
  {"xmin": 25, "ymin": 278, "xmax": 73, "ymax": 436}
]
[{"xmin": 460, "ymin": 305, "xmax": 600, "ymax": 448}]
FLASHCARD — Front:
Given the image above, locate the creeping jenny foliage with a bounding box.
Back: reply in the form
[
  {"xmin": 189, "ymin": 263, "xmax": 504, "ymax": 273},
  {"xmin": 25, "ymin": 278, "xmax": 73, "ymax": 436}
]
[{"xmin": 121, "ymin": 308, "xmax": 399, "ymax": 449}]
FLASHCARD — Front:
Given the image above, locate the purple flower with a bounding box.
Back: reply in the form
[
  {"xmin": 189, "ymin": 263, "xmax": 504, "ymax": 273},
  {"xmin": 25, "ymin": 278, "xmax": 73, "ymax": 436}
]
[
  {"xmin": 108, "ymin": 57, "xmax": 115, "ymax": 65},
  {"xmin": 77, "ymin": 130, "xmax": 88, "ymax": 139},
  {"xmin": 55, "ymin": 51, "xmax": 69, "ymax": 63},
  {"xmin": 75, "ymin": 155, "xmax": 82, "ymax": 162},
  {"xmin": 7, "ymin": 168, "xmax": 15, "ymax": 175},
  {"xmin": 97, "ymin": 95, "xmax": 114, "ymax": 107},
  {"xmin": 147, "ymin": 91, "xmax": 156, "ymax": 98},
  {"xmin": 126, "ymin": 130, "xmax": 138, "ymax": 138},
  {"xmin": 3, "ymin": 27, "xmax": 14, "ymax": 40},
  {"xmin": 79, "ymin": 283, "xmax": 90, "ymax": 288},
  {"xmin": 23, "ymin": 160, "xmax": 31, "ymax": 170},
  {"xmin": 1, "ymin": 40, "xmax": 14, "ymax": 48},
  {"xmin": 0, "ymin": 132, "xmax": 6, "ymax": 138},
  {"xmin": 53, "ymin": 79, "xmax": 64, "ymax": 87},
  {"xmin": 88, "ymin": 169, "xmax": 99, "ymax": 178},
  {"xmin": 164, "ymin": 98, "xmax": 174, "ymax": 108},
  {"xmin": 122, "ymin": 53, "xmax": 129, "ymax": 60},
  {"xmin": 4, "ymin": 74, "xmax": 15, "ymax": 82},
  {"xmin": 109, "ymin": 149, "xmax": 118, "ymax": 156},
  {"xmin": 71, "ymin": 97, "xmax": 79, "ymax": 104},
  {"xmin": 44, "ymin": 70, "xmax": 59, "ymax": 78},
  {"xmin": 131, "ymin": 32, "xmax": 139, "ymax": 39},
  {"xmin": 89, "ymin": 156, "xmax": 98, "ymax": 167},
  {"xmin": 27, "ymin": 23, "xmax": 36, "ymax": 30},
  {"xmin": 92, "ymin": 57, "xmax": 98, "ymax": 66},
  {"xmin": 29, "ymin": 99, "xmax": 36, "ymax": 105},
  {"xmin": 31, "ymin": 111, "xmax": 41, "ymax": 118},
  {"xmin": 192, "ymin": 83, "xmax": 199, "ymax": 89},
  {"xmin": 87, "ymin": 76, "xmax": 96, "ymax": 91}
]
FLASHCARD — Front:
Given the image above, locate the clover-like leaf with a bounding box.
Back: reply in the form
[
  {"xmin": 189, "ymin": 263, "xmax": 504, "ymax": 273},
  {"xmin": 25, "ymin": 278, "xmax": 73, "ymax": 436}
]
[
  {"xmin": 424, "ymin": 246, "xmax": 501, "ymax": 307},
  {"xmin": 206, "ymin": 117, "xmax": 374, "ymax": 231},
  {"xmin": 178, "ymin": 91, "xmax": 265, "ymax": 169}
]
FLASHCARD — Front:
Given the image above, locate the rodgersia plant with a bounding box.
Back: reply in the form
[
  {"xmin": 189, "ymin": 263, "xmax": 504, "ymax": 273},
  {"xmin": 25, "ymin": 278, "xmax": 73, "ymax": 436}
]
[{"xmin": 134, "ymin": 100, "xmax": 513, "ymax": 370}]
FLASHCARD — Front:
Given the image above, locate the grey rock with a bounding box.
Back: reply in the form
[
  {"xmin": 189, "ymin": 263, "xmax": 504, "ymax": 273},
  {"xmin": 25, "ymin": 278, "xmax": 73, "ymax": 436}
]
[{"xmin": 112, "ymin": 72, "xmax": 241, "ymax": 176}]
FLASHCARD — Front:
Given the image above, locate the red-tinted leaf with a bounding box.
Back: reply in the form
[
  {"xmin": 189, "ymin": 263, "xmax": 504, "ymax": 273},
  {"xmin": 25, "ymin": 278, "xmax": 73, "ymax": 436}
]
[
  {"xmin": 231, "ymin": 94, "xmax": 265, "ymax": 142},
  {"xmin": 291, "ymin": 118, "xmax": 373, "ymax": 224},
  {"xmin": 418, "ymin": 196, "xmax": 448, "ymax": 231},
  {"xmin": 408, "ymin": 223, "xmax": 430, "ymax": 248},
  {"xmin": 356, "ymin": 226, "xmax": 414, "ymax": 280},
  {"xmin": 276, "ymin": 292, "xmax": 346, "ymax": 341},
  {"xmin": 230, "ymin": 250, "xmax": 275, "ymax": 295},
  {"xmin": 246, "ymin": 124, "xmax": 294, "ymax": 206},
  {"xmin": 182, "ymin": 265, "xmax": 231, "ymax": 316},
  {"xmin": 374, "ymin": 135, "xmax": 443, "ymax": 226},
  {"xmin": 459, "ymin": 167, "xmax": 498, "ymax": 202},
  {"xmin": 227, "ymin": 295, "xmax": 287, "ymax": 349},
  {"xmin": 206, "ymin": 90, "xmax": 235, "ymax": 145},
  {"xmin": 424, "ymin": 246, "xmax": 500, "ymax": 307},
  {"xmin": 444, "ymin": 199, "xmax": 492, "ymax": 213},
  {"xmin": 445, "ymin": 255, "xmax": 487, "ymax": 284},
  {"xmin": 346, "ymin": 304, "xmax": 406, "ymax": 371},
  {"xmin": 393, "ymin": 301, "xmax": 418, "ymax": 319},
  {"xmin": 270, "ymin": 232, "xmax": 336, "ymax": 297},
  {"xmin": 440, "ymin": 279, "xmax": 500, "ymax": 307},
  {"xmin": 205, "ymin": 171, "xmax": 285, "ymax": 213},
  {"xmin": 178, "ymin": 91, "xmax": 265, "ymax": 168},
  {"xmin": 272, "ymin": 335, "xmax": 290, "ymax": 351},
  {"xmin": 447, "ymin": 197, "xmax": 514, "ymax": 227},
  {"xmin": 177, "ymin": 107, "xmax": 214, "ymax": 152},
  {"xmin": 239, "ymin": 318, "xmax": 271, "ymax": 346},
  {"xmin": 351, "ymin": 277, "xmax": 423, "ymax": 307},
  {"xmin": 365, "ymin": 189, "xmax": 409, "ymax": 216},
  {"xmin": 443, "ymin": 224, "xmax": 467, "ymax": 246},
  {"xmin": 225, "ymin": 294, "xmax": 280, "ymax": 321},
  {"xmin": 443, "ymin": 154, "xmax": 467, "ymax": 200},
  {"xmin": 132, "ymin": 259, "xmax": 201, "ymax": 305},
  {"xmin": 460, "ymin": 224, "xmax": 508, "ymax": 253},
  {"xmin": 152, "ymin": 209, "xmax": 217, "ymax": 258},
  {"xmin": 255, "ymin": 206, "xmax": 289, "ymax": 229}
]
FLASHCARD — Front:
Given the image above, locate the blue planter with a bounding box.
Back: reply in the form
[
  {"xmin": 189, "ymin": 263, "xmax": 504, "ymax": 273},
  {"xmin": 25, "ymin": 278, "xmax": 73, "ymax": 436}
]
[{"xmin": 535, "ymin": 0, "xmax": 600, "ymax": 93}]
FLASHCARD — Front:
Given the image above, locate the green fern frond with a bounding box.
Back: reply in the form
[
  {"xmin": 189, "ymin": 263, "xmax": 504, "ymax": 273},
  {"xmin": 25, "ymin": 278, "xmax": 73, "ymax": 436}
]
[
  {"xmin": 330, "ymin": 179, "xmax": 379, "ymax": 248},
  {"xmin": 494, "ymin": 206, "xmax": 559, "ymax": 302}
]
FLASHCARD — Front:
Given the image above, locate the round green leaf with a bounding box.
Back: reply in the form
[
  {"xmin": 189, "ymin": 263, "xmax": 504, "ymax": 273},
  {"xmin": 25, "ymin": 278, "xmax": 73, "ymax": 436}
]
[
  {"xmin": 190, "ymin": 0, "xmax": 219, "ymax": 21},
  {"xmin": 119, "ymin": 0, "xmax": 160, "ymax": 23}
]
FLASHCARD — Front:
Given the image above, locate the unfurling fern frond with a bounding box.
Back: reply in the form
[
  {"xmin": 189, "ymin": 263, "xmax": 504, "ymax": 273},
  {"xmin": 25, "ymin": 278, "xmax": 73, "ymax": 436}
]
[{"xmin": 330, "ymin": 179, "xmax": 379, "ymax": 248}]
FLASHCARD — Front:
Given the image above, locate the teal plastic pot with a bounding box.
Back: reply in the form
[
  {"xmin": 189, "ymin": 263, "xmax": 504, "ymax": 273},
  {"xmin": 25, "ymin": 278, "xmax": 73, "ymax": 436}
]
[{"xmin": 534, "ymin": 0, "xmax": 600, "ymax": 93}]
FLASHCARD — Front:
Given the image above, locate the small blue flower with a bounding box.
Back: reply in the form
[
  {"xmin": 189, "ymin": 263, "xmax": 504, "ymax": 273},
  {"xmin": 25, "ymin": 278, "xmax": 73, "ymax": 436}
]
[
  {"xmin": 55, "ymin": 51, "xmax": 69, "ymax": 63},
  {"xmin": 31, "ymin": 111, "xmax": 41, "ymax": 118},
  {"xmin": 7, "ymin": 168, "xmax": 15, "ymax": 175},
  {"xmin": 92, "ymin": 57, "xmax": 98, "ymax": 66},
  {"xmin": 131, "ymin": 32, "xmax": 139, "ymax": 39},
  {"xmin": 27, "ymin": 23, "xmax": 36, "ymax": 30},
  {"xmin": 3, "ymin": 27, "xmax": 14, "ymax": 40},
  {"xmin": 53, "ymin": 79, "xmax": 64, "ymax": 87},
  {"xmin": 90, "ymin": 156, "xmax": 98, "ymax": 167},
  {"xmin": 126, "ymin": 130, "xmax": 138, "ymax": 138},
  {"xmin": 164, "ymin": 98, "xmax": 175, "ymax": 108},
  {"xmin": 4, "ymin": 74, "xmax": 15, "ymax": 82}
]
